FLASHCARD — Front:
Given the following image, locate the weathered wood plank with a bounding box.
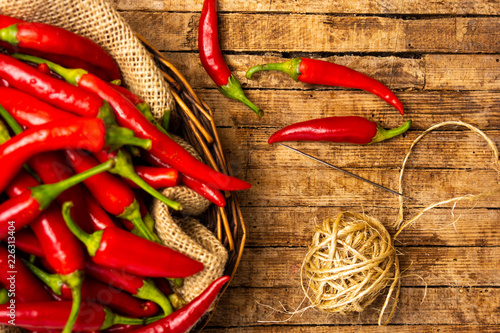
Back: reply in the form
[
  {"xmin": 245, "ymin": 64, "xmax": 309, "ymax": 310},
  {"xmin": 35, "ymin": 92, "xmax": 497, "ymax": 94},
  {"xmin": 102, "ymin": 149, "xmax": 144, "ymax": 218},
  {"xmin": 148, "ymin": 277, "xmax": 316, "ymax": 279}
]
[
  {"xmin": 240, "ymin": 207, "xmax": 500, "ymax": 247},
  {"xmin": 114, "ymin": 0, "xmax": 500, "ymax": 16},
  {"xmin": 205, "ymin": 89, "xmax": 500, "ymax": 127},
  {"xmin": 209, "ymin": 287, "xmax": 500, "ymax": 326},
  {"xmin": 203, "ymin": 324, "xmax": 500, "ymax": 333},
  {"xmin": 161, "ymin": 53, "xmax": 500, "ymax": 93},
  {"xmin": 232, "ymin": 247, "xmax": 500, "ymax": 288},
  {"xmin": 425, "ymin": 54, "xmax": 500, "ymax": 90},
  {"xmin": 218, "ymin": 128, "xmax": 500, "ymax": 169},
  {"xmin": 235, "ymin": 168, "xmax": 500, "ymax": 208},
  {"xmin": 121, "ymin": 12, "xmax": 500, "ymax": 53}
]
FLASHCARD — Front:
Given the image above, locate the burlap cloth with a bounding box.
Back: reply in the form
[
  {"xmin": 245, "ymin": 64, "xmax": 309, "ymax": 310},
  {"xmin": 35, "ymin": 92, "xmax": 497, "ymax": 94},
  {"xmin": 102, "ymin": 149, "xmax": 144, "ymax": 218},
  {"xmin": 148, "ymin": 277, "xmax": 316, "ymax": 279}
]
[{"xmin": 0, "ymin": 0, "xmax": 228, "ymax": 329}]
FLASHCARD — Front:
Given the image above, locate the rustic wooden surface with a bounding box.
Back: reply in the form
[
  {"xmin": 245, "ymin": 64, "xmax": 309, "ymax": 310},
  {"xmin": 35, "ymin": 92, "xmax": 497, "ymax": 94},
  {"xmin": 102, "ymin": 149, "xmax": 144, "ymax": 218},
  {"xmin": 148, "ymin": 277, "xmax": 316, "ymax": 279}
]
[{"xmin": 114, "ymin": 1, "xmax": 500, "ymax": 331}]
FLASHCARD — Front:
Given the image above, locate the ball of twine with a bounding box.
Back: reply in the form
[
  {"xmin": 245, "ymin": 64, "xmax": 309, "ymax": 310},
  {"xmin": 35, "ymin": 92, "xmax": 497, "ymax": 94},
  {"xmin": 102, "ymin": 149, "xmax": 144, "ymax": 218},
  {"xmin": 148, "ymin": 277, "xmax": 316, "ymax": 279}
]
[
  {"xmin": 299, "ymin": 121, "xmax": 500, "ymax": 325},
  {"xmin": 301, "ymin": 212, "xmax": 399, "ymax": 320}
]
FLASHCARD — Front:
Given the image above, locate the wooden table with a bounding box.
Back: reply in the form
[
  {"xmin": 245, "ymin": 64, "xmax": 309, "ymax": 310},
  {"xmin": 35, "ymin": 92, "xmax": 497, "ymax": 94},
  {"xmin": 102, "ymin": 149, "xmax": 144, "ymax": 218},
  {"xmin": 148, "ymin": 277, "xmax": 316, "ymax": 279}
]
[{"xmin": 116, "ymin": 1, "xmax": 500, "ymax": 331}]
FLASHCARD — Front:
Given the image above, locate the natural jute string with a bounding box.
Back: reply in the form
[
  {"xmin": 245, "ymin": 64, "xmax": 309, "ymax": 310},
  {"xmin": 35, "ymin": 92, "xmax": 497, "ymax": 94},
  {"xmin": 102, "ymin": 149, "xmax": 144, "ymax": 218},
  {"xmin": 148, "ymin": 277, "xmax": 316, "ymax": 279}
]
[{"xmin": 300, "ymin": 121, "xmax": 500, "ymax": 325}]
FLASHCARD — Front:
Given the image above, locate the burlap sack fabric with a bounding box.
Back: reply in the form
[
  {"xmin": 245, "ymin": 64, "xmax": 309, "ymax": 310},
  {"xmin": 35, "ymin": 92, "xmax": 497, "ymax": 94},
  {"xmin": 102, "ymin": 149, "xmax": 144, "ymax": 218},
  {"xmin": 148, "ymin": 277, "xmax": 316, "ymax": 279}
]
[
  {"xmin": 0, "ymin": 0, "xmax": 174, "ymax": 119},
  {"xmin": 0, "ymin": 0, "xmax": 228, "ymax": 330}
]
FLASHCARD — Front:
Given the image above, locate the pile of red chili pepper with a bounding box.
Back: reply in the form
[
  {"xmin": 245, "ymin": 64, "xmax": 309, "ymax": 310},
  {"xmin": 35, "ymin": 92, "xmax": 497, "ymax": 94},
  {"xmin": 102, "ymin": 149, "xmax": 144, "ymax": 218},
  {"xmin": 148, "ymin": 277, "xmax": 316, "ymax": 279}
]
[{"xmin": 0, "ymin": 14, "xmax": 238, "ymax": 333}]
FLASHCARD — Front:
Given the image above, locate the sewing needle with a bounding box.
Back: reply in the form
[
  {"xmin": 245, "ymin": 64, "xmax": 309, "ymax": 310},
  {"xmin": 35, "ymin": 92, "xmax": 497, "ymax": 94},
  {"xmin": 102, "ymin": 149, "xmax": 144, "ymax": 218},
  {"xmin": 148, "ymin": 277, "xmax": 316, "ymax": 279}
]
[{"xmin": 279, "ymin": 143, "xmax": 412, "ymax": 200}]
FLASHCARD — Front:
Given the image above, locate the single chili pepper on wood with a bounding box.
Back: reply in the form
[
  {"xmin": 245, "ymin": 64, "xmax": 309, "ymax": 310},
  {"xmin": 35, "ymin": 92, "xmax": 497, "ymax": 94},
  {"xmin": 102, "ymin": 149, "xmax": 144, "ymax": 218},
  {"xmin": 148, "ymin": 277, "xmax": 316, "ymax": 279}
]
[
  {"xmin": 0, "ymin": 157, "xmax": 115, "ymax": 238},
  {"xmin": 134, "ymin": 275, "xmax": 230, "ymax": 332},
  {"xmin": 199, "ymin": 0, "xmax": 262, "ymax": 117},
  {"xmin": 247, "ymin": 57, "xmax": 405, "ymax": 115},
  {"xmin": 24, "ymin": 261, "xmax": 159, "ymax": 318},
  {"xmin": 0, "ymin": 117, "xmax": 149, "ymax": 193},
  {"xmin": 0, "ymin": 244, "xmax": 52, "ymax": 303},
  {"xmin": 15, "ymin": 46, "xmax": 252, "ymax": 192},
  {"xmin": 62, "ymin": 201, "xmax": 204, "ymax": 278},
  {"xmin": 84, "ymin": 260, "xmax": 175, "ymax": 316},
  {"xmin": 0, "ymin": 301, "xmax": 143, "ymax": 331},
  {"xmin": 268, "ymin": 116, "xmax": 411, "ymax": 145},
  {"xmin": 0, "ymin": 16, "xmax": 121, "ymax": 81}
]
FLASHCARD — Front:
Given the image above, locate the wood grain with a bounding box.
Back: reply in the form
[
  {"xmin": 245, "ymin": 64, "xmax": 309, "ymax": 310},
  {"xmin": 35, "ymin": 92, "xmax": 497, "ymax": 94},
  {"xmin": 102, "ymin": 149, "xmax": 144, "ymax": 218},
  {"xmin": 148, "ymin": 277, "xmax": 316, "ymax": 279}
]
[
  {"xmin": 121, "ymin": 12, "xmax": 500, "ymax": 53},
  {"xmin": 209, "ymin": 287, "xmax": 500, "ymax": 326},
  {"xmin": 114, "ymin": 1, "xmax": 499, "ymax": 332},
  {"xmin": 233, "ymin": 247, "xmax": 500, "ymax": 287},
  {"xmin": 115, "ymin": 0, "xmax": 500, "ymax": 15}
]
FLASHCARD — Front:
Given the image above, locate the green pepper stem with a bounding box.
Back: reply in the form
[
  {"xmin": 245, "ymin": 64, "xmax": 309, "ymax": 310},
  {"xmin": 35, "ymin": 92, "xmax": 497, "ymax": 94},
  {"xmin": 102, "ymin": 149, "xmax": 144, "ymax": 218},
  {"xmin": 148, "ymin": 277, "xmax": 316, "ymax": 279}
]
[
  {"xmin": 371, "ymin": 120, "xmax": 412, "ymax": 144},
  {"xmin": 162, "ymin": 109, "xmax": 171, "ymax": 132},
  {"xmin": 22, "ymin": 259, "xmax": 64, "ymax": 295},
  {"xmin": 0, "ymin": 104, "xmax": 23, "ymax": 135},
  {"xmin": 31, "ymin": 159, "xmax": 115, "ymax": 210},
  {"xmin": 117, "ymin": 200, "xmax": 159, "ymax": 242},
  {"xmin": 12, "ymin": 53, "xmax": 85, "ymax": 86},
  {"xmin": 110, "ymin": 150, "xmax": 181, "ymax": 211},
  {"xmin": 135, "ymin": 279, "xmax": 174, "ymax": 316},
  {"xmin": 0, "ymin": 119, "xmax": 10, "ymax": 144},
  {"xmin": 105, "ymin": 125, "xmax": 152, "ymax": 151},
  {"xmin": 0, "ymin": 288, "xmax": 9, "ymax": 305},
  {"xmin": 0, "ymin": 24, "xmax": 19, "ymax": 46},
  {"xmin": 100, "ymin": 307, "xmax": 144, "ymax": 330},
  {"xmin": 60, "ymin": 270, "xmax": 84, "ymax": 333},
  {"xmin": 219, "ymin": 75, "xmax": 263, "ymax": 117},
  {"xmin": 62, "ymin": 202, "xmax": 104, "ymax": 257},
  {"xmin": 246, "ymin": 58, "xmax": 302, "ymax": 81},
  {"xmin": 168, "ymin": 292, "xmax": 186, "ymax": 310}
]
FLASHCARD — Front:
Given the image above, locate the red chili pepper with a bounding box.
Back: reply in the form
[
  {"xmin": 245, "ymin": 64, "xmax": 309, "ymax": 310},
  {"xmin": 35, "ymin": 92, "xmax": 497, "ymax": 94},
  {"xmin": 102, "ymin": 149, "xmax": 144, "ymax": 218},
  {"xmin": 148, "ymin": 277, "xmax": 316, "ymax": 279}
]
[
  {"xmin": 65, "ymin": 149, "xmax": 160, "ymax": 242},
  {"xmin": 0, "ymin": 301, "xmax": 143, "ymax": 331},
  {"xmin": 0, "ymin": 15, "xmax": 121, "ymax": 81},
  {"xmin": 0, "ymin": 244, "xmax": 52, "ymax": 303},
  {"xmin": 92, "ymin": 149, "xmax": 182, "ymax": 211},
  {"xmin": 198, "ymin": 0, "xmax": 262, "ymax": 117},
  {"xmin": 62, "ymin": 201, "xmax": 204, "ymax": 278},
  {"xmin": 143, "ymin": 151, "xmax": 226, "ymax": 207},
  {"xmin": 247, "ymin": 57, "xmax": 405, "ymax": 115},
  {"xmin": 268, "ymin": 116, "xmax": 411, "ymax": 145},
  {"xmin": 0, "ymin": 155, "xmax": 114, "ymax": 234},
  {"xmin": 29, "ymin": 205, "xmax": 86, "ymax": 333},
  {"xmin": 15, "ymin": 53, "xmax": 252, "ymax": 192},
  {"xmin": 6, "ymin": 227, "xmax": 44, "ymax": 257},
  {"xmin": 181, "ymin": 174, "xmax": 227, "ymax": 207},
  {"xmin": 107, "ymin": 82, "xmax": 168, "ymax": 136},
  {"xmin": 0, "ymin": 117, "xmax": 149, "ymax": 193},
  {"xmin": 125, "ymin": 166, "xmax": 179, "ymax": 189},
  {"xmin": 132, "ymin": 276, "xmax": 230, "ymax": 333},
  {"xmin": 2, "ymin": 164, "xmax": 104, "ymax": 333},
  {"xmin": 0, "ymin": 86, "xmax": 79, "ymax": 128},
  {"xmin": 23, "ymin": 261, "xmax": 159, "ymax": 318},
  {"xmin": 28, "ymin": 151, "xmax": 95, "ymax": 233},
  {"xmin": 84, "ymin": 256, "xmax": 175, "ymax": 316},
  {"xmin": 83, "ymin": 189, "xmax": 118, "ymax": 231},
  {"xmin": 0, "ymin": 53, "xmax": 110, "ymax": 118}
]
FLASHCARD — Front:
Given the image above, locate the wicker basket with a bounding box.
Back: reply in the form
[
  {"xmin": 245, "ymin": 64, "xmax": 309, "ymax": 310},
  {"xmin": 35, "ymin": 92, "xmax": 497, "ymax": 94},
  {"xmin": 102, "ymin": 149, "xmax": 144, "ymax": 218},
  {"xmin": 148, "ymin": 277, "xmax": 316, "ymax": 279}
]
[{"xmin": 0, "ymin": 1, "xmax": 246, "ymax": 331}]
